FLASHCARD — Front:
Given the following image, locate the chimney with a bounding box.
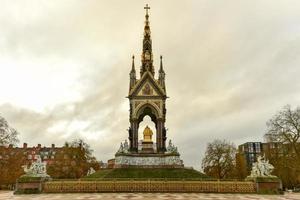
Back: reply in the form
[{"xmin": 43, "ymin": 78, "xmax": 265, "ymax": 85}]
[
  {"xmin": 23, "ymin": 143, "xmax": 28, "ymax": 148},
  {"xmin": 37, "ymin": 144, "xmax": 41, "ymax": 148},
  {"xmin": 51, "ymin": 144, "xmax": 55, "ymax": 148}
]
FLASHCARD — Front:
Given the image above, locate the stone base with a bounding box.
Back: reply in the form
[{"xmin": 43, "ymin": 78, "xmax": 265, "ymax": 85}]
[
  {"xmin": 141, "ymin": 141, "xmax": 154, "ymax": 154},
  {"xmin": 114, "ymin": 153, "xmax": 183, "ymax": 168},
  {"xmin": 15, "ymin": 176, "xmax": 52, "ymax": 194},
  {"xmin": 245, "ymin": 176, "xmax": 282, "ymax": 194}
]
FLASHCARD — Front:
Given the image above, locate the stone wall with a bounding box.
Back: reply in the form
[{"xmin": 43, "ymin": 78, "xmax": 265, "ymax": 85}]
[
  {"xmin": 14, "ymin": 181, "xmax": 42, "ymax": 194},
  {"xmin": 114, "ymin": 154, "xmax": 183, "ymax": 168},
  {"xmin": 43, "ymin": 180, "xmax": 256, "ymax": 193}
]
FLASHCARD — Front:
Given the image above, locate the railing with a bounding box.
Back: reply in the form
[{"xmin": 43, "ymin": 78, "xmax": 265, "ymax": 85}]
[
  {"xmin": 50, "ymin": 177, "xmax": 249, "ymax": 182},
  {"xmin": 43, "ymin": 179, "xmax": 256, "ymax": 193}
]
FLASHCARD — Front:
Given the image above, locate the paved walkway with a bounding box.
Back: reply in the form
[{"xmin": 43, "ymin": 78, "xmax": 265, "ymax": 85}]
[{"xmin": 1, "ymin": 191, "xmax": 300, "ymax": 200}]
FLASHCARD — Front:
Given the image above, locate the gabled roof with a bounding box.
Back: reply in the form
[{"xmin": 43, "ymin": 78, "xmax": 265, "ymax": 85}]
[{"xmin": 128, "ymin": 71, "xmax": 166, "ymax": 98}]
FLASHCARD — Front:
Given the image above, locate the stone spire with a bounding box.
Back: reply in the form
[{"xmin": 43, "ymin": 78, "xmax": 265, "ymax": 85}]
[
  {"xmin": 129, "ymin": 55, "xmax": 136, "ymax": 89},
  {"xmin": 140, "ymin": 4, "xmax": 154, "ymax": 77},
  {"xmin": 158, "ymin": 55, "xmax": 165, "ymax": 89}
]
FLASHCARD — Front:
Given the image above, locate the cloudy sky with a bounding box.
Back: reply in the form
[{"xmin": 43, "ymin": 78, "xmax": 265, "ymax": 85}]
[{"xmin": 1, "ymin": 0, "xmax": 300, "ymax": 169}]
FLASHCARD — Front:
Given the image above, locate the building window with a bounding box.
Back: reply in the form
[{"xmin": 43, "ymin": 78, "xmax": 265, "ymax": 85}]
[
  {"xmin": 249, "ymin": 153, "xmax": 255, "ymax": 163},
  {"xmin": 248, "ymin": 143, "xmax": 254, "ymax": 153},
  {"xmin": 255, "ymin": 143, "xmax": 261, "ymax": 153},
  {"xmin": 241, "ymin": 145, "xmax": 244, "ymax": 152}
]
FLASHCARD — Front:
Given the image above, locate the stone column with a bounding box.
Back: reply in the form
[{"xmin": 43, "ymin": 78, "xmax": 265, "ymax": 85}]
[
  {"xmin": 129, "ymin": 120, "xmax": 139, "ymax": 153},
  {"xmin": 128, "ymin": 126, "xmax": 133, "ymax": 151},
  {"xmin": 162, "ymin": 125, "xmax": 167, "ymax": 151},
  {"xmin": 156, "ymin": 121, "xmax": 161, "ymax": 152},
  {"xmin": 156, "ymin": 119, "xmax": 166, "ymax": 153}
]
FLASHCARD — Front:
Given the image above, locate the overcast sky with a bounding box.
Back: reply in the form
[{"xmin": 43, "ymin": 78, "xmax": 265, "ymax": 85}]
[{"xmin": 1, "ymin": 0, "xmax": 300, "ymax": 170}]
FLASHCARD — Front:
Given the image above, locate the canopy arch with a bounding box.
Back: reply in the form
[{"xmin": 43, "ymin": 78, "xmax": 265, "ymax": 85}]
[{"xmin": 135, "ymin": 103, "xmax": 160, "ymax": 125}]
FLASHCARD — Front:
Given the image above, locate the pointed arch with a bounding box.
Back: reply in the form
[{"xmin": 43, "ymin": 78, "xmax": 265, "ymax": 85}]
[{"xmin": 134, "ymin": 102, "xmax": 161, "ymax": 124}]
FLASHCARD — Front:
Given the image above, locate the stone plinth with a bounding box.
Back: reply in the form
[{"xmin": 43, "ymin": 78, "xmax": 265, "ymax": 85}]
[
  {"xmin": 141, "ymin": 141, "xmax": 154, "ymax": 153},
  {"xmin": 14, "ymin": 176, "xmax": 52, "ymax": 194},
  {"xmin": 114, "ymin": 152, "xmax": 183, "ymax": 168},
  {"xmin": 245, "ymin": 177, "xmax": 282, "ymax": 194}
]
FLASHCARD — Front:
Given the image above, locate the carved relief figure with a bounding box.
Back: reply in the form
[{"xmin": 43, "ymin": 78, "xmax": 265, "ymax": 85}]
[{"xmin": 142, "ymin": 83, "xmax": 153, "ymax": 95}]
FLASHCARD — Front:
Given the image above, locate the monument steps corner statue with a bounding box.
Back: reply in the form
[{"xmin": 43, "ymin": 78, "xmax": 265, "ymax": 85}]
[
  {"xmin": 21, "ymin": 155, "xmax": 51, "ymax": 179},
  {"xmin": 246, "ymin": 155, "xmax": 278, "ymax": 181}
]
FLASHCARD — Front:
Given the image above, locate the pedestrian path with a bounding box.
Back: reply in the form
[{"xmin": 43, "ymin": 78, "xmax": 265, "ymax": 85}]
[{"xmin": 0, "ymin": 191, "xmax": 299, "ymax": 200}]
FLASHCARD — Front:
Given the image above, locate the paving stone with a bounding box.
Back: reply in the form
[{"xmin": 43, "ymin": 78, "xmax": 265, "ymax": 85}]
[{"xmin": 1, "ymin": 191, "xmax": 300, "ymax": 200}]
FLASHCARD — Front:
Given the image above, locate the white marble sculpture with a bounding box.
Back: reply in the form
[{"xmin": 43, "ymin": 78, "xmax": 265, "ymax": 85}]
[
  {"xmin": 117, "ymin": 140, "xmax": 129, "ymax": 154},
  {"xmin": 115, "ymin": 155, "xmax": 182, "ymax": 166},
  {"xmin": 248, "ymin": 155, "xmax": 275, "ymax": 177},
  {"xmin": 166, "ymin": 140, "xmax": 179, "ymax": 154},
  {"xmin": 22, "ymin": 155, "xmax": 50, "ymax": 177},
  {"xmin": 115, "ymin": 139, "xmax": 183, "ymax": 167},
  {"xmin": 87, "ymin": 167, "xmax": 96, "ymax": 176},
  {"xmin": 117, "ymin": 142, "xmax": 124, "ymax": 153},
  {"xmin": 123, "ymin": 140, "xmax": 129, "ymax": 153}
]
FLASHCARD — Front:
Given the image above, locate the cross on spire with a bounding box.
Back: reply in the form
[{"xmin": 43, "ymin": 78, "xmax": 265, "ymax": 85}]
[{"xmin": 144, "ymin": 4, "xmax": 150, "ymax": 15}]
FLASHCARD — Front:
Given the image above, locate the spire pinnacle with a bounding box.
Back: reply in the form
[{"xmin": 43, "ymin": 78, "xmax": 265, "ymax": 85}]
[
  {"xmin": 160, "ymin": 55, "xmax": 163, "ymax": 71},
  {"xmin": 158, "ymin": 55, "xmax": 165, "ymax": 89},
  {"xmin": 144, "ymin": 4, "xmax": 150, "ymax": 15},
  {"xmin": 131, "ymin": 55, "xmax": 135, "ymax": 71},
  {"xmin": 141, "ymin": 4, "xmax": 154, "ymax": 77},
  {"xmin": 129, "ymin": 55, "xmax": 136, "ymax": 89}
]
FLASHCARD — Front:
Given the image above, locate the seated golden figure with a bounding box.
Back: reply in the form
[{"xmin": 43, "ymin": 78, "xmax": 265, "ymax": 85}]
[{"xmin": 143, "ymin": 126, "xmax": 153, "ymax": 142}]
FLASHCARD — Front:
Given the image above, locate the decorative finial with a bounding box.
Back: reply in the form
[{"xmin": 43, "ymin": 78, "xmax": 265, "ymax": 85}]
[
  {"xmin": 131, "ymin": 55, "xmax": 135, "ymax": 70},
  {"xmin": 144, "ymin": 4, "xmax": 150, "ymax": 15},
  {"xmin": 160, "ymin": 55, "xmax": 163, "ymax": 71}
]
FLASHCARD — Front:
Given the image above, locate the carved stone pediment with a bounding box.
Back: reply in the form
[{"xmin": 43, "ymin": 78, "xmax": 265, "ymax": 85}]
[{"xmin": 129, "ymin": 71, "xmax": 166, "ymax": 98}]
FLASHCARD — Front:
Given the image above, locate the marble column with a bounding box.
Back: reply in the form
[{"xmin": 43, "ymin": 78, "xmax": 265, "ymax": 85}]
[
  {"xmin": 156, "ymin": 119, "xmax": 166, "ymax": 153},
  {"xmin": 129, "ymin": 120, "xmax": 139, "ymax": 153}
]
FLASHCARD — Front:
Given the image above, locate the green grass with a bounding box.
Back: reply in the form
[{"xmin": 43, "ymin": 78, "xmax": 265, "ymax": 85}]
[
  {"xmin": 82, "ymin": 168, "xmax": 209, "ymax": 180},
  {"xmin": 17, "ymin": 176, "xmax": 43, "ymax": 183}
]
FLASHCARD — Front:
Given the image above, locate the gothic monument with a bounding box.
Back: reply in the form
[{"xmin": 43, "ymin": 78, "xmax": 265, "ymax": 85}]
[{"xmin": 114, "ymin": 5, "xmax": 183, "ymax": 168}]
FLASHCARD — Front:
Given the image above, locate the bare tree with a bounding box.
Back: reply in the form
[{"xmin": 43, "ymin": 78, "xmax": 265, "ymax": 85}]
[
  {"xmin": 0, "ymin": 116, "xmax": 19, "ymax": 146},
  {"xmin": 48, "ymin": 139, "xmax": 99, "ymax": 179},
  {"xmin": 266, "ymin": 105, "xmax": 300, "ymax": 160},
  {"xmin": 266, "ymin": 105, "xmax": 300, "ymax": 188},
  {"xmin": 202, "ymin": 139, "xmax": 237, "ymax": 179}
]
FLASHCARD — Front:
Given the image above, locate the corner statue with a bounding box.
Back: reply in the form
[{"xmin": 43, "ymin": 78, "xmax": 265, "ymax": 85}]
[
  {"xmin": 22, "ymin": 155, "xmax": 50, "ymax": 178},
  {"xmin": 114, "ymin": 4, "xmax": 183, "ymax": 168},
  {"xmin": 248, "ymin": 156, "xmax": 276, "ymax": 178}
]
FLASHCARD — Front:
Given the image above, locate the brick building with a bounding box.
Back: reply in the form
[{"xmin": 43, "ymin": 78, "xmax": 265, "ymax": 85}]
[
  {"xmin": 236, "ymin": 141, "xmax": 285, "ymax": 176},
  {"xmin": 0, "ymin": 143, "xmax": 63, "ymax": 166},
  {"xmin": 238, "ymin": 142, "xmax": 263, "ymax": 169}
]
